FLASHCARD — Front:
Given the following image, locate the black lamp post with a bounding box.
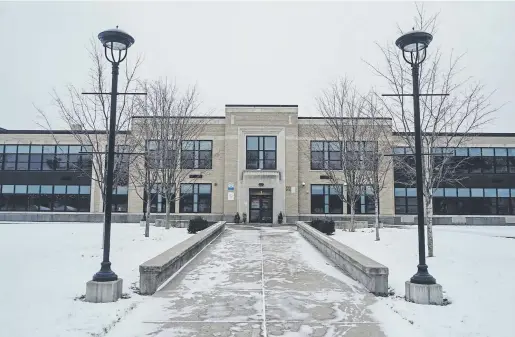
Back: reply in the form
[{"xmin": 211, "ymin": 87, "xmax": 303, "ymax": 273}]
[
  {"xmin": 395, "ymin": 30, "xmax": 437, "ymax": 285},
  {"xmin": 92, "ymin": 28, "xmax": 135, "ymax": 282}
]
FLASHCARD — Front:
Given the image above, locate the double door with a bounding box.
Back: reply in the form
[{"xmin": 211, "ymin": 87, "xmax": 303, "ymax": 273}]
[{"xmin": 249, "ymin": 189, "xmax": 273, "ymax": 223}]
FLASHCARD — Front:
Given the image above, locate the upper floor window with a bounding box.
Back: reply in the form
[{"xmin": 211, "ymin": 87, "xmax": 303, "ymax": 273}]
[
  {"xmin": 345, "ymin": 141, "xmax": 378, "ymax": 169},
  {"xmin": 105, "ymin": 145, "xmax": 130, "ymax": 187},
  {"xmin": 431, "ymin": 147, "xmax": 515, "ymax": 175},
  {"xmin": 0, "ymin": 144, "xmax": 92, "ymax": 172},
  {"xmin": 181, "ymin": 140, "xmax": 212, "ymax": 169},
  {"xmin": 311, "ymin": 141, "xmax": 341, "ymax": 170},
  {"xmin": 146, "ymin": 140, "xmax": 176, "ymax": 168},
  {"xmin": 246, "ymin": 136, "xmax": 276, "ymax": 170}
]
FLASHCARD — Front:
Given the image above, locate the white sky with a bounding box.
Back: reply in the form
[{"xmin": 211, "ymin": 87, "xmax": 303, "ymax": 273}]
[{"xmin": 0, "ymin": 1, "xmax": 513, "ymax": 132}]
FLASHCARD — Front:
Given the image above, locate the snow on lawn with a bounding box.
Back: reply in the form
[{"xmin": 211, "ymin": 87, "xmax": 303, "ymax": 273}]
[
  {"xmin": 0, "ymin": 222, "xmax": 190, "ymax": 337},
  {"xmin": 334, "ymin": 226, "xmax": 515, "ymax": 337}
]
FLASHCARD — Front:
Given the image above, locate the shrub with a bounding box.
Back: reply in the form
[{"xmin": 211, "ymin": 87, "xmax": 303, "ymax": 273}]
[
  {"xmin": 278, "ymin": 212, "xmax": 284, "ymax": 224},
  {"xmin": 242, "ymin": 212, "xmax": 247, "ymax": 224},
  {"xmin": 188, "ymin": 216, "xmax": 209, "ymax": 234},
  {"xmin": 234, "ymin": 212, "xmax": 241, "ymax": 224},
  {"xmin": 310, "ymin": 218, "xmax": 335, "ymax": 235}
]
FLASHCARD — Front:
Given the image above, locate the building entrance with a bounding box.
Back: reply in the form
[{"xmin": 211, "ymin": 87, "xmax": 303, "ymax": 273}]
[{"xmin": 249, "ymin": 188, "xmax": 273, "ymax": 223}]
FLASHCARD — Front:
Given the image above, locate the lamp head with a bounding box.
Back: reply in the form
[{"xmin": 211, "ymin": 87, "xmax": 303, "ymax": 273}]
[
  {"xmin": 395, "ymin": 30, "xmax": 432, "ymax": 53},
  {"xmin": 98, "ymin": 28, "xmax": 135, "ymax": 51}
]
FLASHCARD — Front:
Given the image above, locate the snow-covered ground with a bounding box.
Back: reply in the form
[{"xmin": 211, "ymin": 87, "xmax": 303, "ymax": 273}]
[
  {"xmin": 0, "ymin": 222, "xmax": 190, "ymax": 337},
  {"xmin": 334, "ymin": 226, "xmax": 515, "ymax": 337}
]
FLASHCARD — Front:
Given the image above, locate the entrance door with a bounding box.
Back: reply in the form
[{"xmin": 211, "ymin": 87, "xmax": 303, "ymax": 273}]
[{"xmin": 249, "ymin": 189, "xmax": 273, "ymax": 223}]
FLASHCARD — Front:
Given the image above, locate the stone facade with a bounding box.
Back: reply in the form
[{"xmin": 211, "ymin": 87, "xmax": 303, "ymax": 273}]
[{"xmin": 2, "ymin": 105, "xmax": 515, "ymax": 224}]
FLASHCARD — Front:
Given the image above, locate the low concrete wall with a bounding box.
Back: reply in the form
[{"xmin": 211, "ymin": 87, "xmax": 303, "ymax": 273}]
[
  {"xmin": 296, "ymin": 221, "xmax": 389, "ymax": 296},
  {"xmin": 295, "ymin": 215, "xmax": 515, "ymax": 226},
  {"xmin": 139, "ymin": 221, "xmax": 226, "ymax": 295}
]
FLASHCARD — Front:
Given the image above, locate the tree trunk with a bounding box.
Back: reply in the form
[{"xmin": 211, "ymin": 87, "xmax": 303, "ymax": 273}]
[
  {"xmin": 165, "ymin": 199, "xmax": 171, "ymax": 229},
  {"xmin": 374, "ymin": 197, "xmax": 380, "ymax": 241},
  {"xmin": 426, "ymin": 197, "xmax": 434, "ymax": 257},
  {"xmin": 145, "ymin": 193, "xmax": 152, "ymax": 237},
  {"xmin": 350, "ymin": 205, "xmax": 356, "ymax": 232}
]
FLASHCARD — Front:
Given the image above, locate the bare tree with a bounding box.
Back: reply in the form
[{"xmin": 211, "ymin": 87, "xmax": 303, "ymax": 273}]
[
  {"xmin": 129, "ymin": 101, "xmax": 162, "ymax": 237},
  {"xmin": 37, "ymin": 40, "xmax": 142, "ymax": 210},
  {"xmin": 362, "ymin": 92, "xmax": 393, "ymax": 241},
  {"xmin": 368, "ymin": 5, "xmax": 499, "ymax": 255},
  {"xmin": 133, "ymin": 79, "xmax": 209, "ymax": 229},
  {"xmin": 312, "ymin": 78, "xmax": 373, "ymax": 231}
]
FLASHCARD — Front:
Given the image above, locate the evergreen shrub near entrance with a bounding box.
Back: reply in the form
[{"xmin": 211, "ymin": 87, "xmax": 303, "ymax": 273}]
[
  {"xmin": 188, "ymin": 216, "xmax": 210, "ymax": 234},
  {"xmin": 310, "ymin": 219, "xmax": 335, "ymax": 235}
]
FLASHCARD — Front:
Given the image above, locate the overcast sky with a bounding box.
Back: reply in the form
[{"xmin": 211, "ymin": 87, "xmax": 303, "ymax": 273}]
[{"xmin": 0, "ymin": 1, "xmax": 513, "ymax": 132}]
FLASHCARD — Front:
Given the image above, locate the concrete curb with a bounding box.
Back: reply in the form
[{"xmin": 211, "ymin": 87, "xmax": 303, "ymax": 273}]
[
  {"xmin": 296, "ymin": 221, "xmax": 389, "ymax": 296},
  {"xmin": 139, "ymin": 221, "xmax": 226, "ymax": 295}
]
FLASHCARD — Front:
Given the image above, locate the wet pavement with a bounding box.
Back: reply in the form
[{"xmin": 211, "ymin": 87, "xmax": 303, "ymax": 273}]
[{"xmin": 107, "ymin": 225, "xmax": 386, "ymax": 337}]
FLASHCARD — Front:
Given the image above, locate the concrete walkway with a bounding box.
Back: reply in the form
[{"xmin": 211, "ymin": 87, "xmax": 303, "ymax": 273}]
[{"xmin": 107, "ymin": 226, "xmax": 386, "ymax": 337}]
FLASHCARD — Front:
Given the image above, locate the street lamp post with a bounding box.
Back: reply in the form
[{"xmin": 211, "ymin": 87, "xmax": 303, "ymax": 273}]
[
  {"xmin": 395, "ymin": 30, "xmax": 443, "ymax": 304},
  {"xmin": 395, "ymin": 30, "xmax": 436, "ymax": 285},
  {"xmin": 87, "ymin": 28, "xmax": 135, "ymax": 299}
]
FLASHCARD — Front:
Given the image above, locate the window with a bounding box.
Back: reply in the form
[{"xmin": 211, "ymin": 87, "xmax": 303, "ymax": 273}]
[
  {"xmin": 0, "ymin": 184, "xmax": 91, "ymax": 212},
  {"xmin": 144, "ymin": 184, "xmax": 174, "ymax": 213},
  {"xmin": 393, "ymin": 147, "xmax": 406, "ymax": 154},
  {"xmin": 352, "ymin": 186, "xmax": 375, "ymax": 214},
  {"xmin": 310, "ymin": 185, "xmax": 343, "ymax": 214},
  {"xmin": 111, "ymin": 186, "xmax": 129, "ymax": 212},
  {"xmin": 146, "ymin": 140, "xmax": 161, "ymax": 168},
  {"xmin": 246, "ymin": 136, "xmax": 276, "ymax": 169},
  {"xmin": 0, "ymin": 144, "xmax": 92, "ymax": 172},
  {"xmin": 430, "ymin": 187, "xmax": 515, "ymax": 215},
  {"xmin": 310, "ymin": 141, "xmax": 342, "ymax": 170},
  {"xmin": 179, "ymin": 183, "xmax": 212, "ymax": 213},
  {"xmin": 181, "ymin": 140, "xmax": 212, "ymax": 169},
  {"xmin": 345, "ymin": 141, "xmax": 378, "ymax": 170},
  {"xmin": 394, "ymin": 187, "xmax": 417, "ymax": 214},
  {"xmin": 104, "ymin": 145, "xmax": 130, "ymax": 187}
]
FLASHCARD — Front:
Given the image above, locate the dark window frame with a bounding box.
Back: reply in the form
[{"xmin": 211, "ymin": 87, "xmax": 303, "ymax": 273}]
[
  {"xmin": 0, "ymin": 184, "xmax": 91, "ymax": 212},
  {"xmin": 394, "ymin": 187, "xmax": 417, "ymax": 214},
  {"xmin": 0, "ymin": 144, "xmax": 92, "ymax": 172},
  {"xmin": 181, "ymin": 140, "xmax": 213, "ymax": 169},
  {"xmin": 179, "ymin": 183, "xmax": 212, "ymax": 213},
  {"xmin": 310, "ymin": 141, "xmax": 342, "ymax": 170},
  {"xmin": 246, "ymin": 136, "xmax": 277, "ymax": 170},
  {"xmin": 310, "ymin": 184, "xmax": 344, "ymax": 214},
  {"xmin": 143, "ymin": 184, "xmax": 175, "ymax": 214},
  {"xmin": 351, "ymin": 185, "xmax": 376, "ymax": 214},
  {"xmin": 345, "ymin": 141, "xmax": 378, "ymax": 171}
]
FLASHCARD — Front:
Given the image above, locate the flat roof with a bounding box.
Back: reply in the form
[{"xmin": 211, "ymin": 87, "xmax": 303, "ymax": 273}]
[
  {"xmin": 132, "ymin": 115, "xmax": 225, "ymax": 119},
  {"xmin": 225, "ymin": 104, "xmax": 298, "ymax": 108},
  {"xmin": 298, "ymin": 116, "xmax": 391, "ymax": 120},
  {"xmin": 393, "ymin": 132, "xmax": 515, "ymax": 137},
  {"xmin": 0, "ymin": 129, "xmax": 129, "ymax": 135}
]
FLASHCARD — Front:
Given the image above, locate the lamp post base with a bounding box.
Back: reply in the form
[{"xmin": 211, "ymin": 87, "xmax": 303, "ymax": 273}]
[
  {"xmin": 410, "ymin": 263, "xmax": 436, "ymax": 284},
  {"xmin": 405, "ymin": 281, "xmax": 443, "ymax": 305},
  {"xmin": 92, "ymin": 261, "xmax": 118, "ymax": 282},
  {"xmin": 85, "ymin": 278, "xmax": 123, "ymax": 303}
]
